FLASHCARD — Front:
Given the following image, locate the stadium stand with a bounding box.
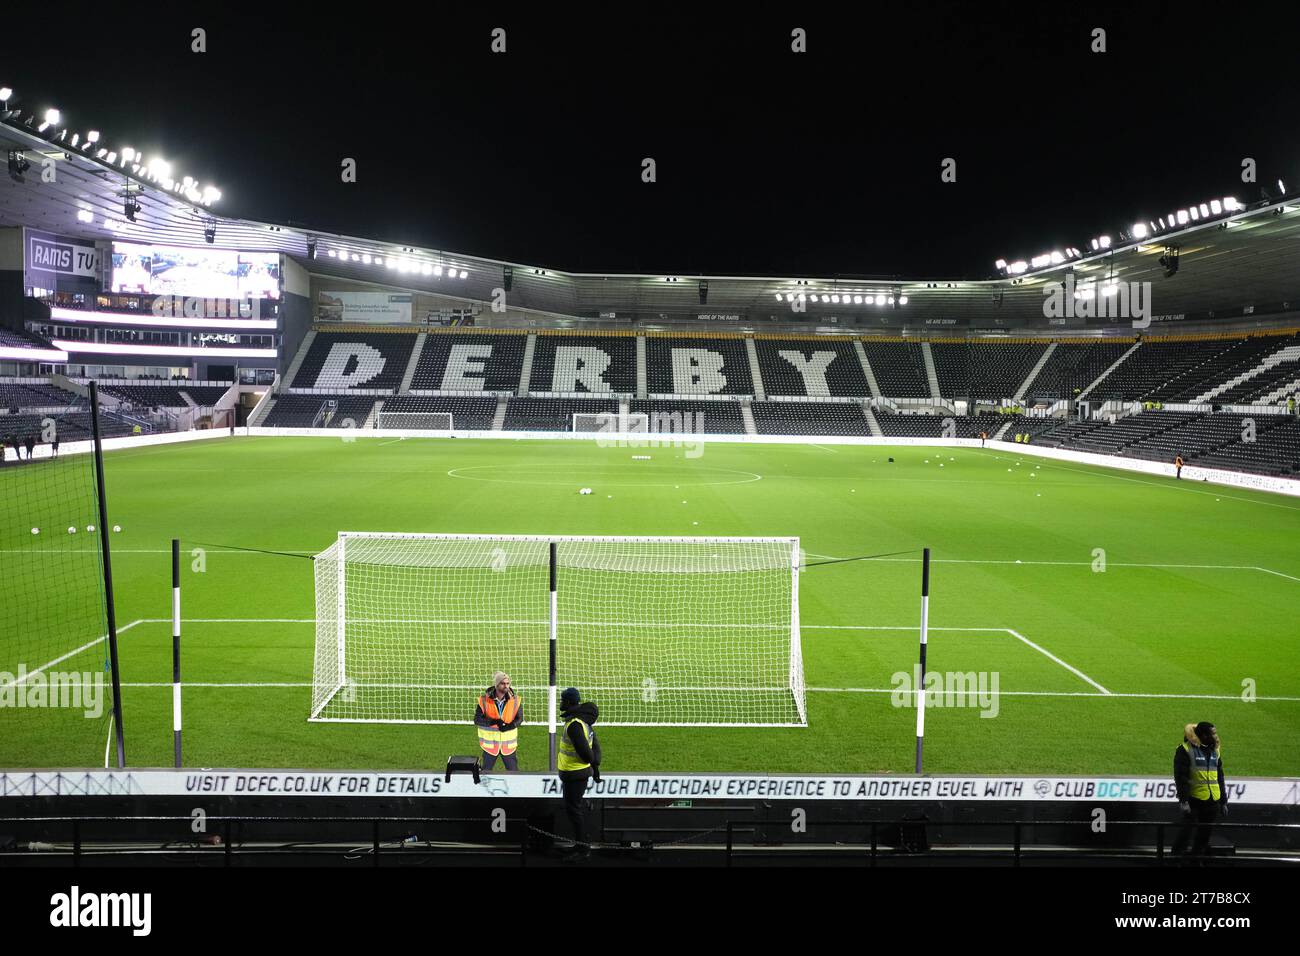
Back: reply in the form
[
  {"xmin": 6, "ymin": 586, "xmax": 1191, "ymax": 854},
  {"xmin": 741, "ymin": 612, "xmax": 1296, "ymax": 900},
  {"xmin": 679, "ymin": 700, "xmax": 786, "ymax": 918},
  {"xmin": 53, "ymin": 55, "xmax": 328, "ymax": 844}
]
[
  {"xmin": 379, "ymin": 395, "xmax": 499, "ymax": 429},
  {"xmin": 754, "ymin": 339, "xmax": 869, "ymax": 397},
  {"xmin": 410, "ymin": 332, "xmax": 526, "ymax": 392},
  {"xmin": 929, "ymin": 341, "xmax": 1046, "ymax": 401},
  {"xmin": 289, "ymin": 332, "xmax": 416, "ymax": 391},
  {"xmin": 752, "ymin": 401, "xmax": 871, "ymax": 435},
  {"xmin": 0, "ymin": 328, "xmax": 56, "ymax": 350},
  {"xmin": 1207, "ymin": 333, "xmax": 1300, "ymax": 403},
  {"xmin": 629, "ymin": 399, "xmax": 748, "ymax": 434},
  {"xmin": 0, "ymin": 382, "xmax": 81, "ymax": 410},
  {"xmin": 645, "ymin": 337, "xmax": 753, "ymax": 395},
  {"xmin": 860, "ymin": 342, "xmax": 929, "ymax": 397},
  {"xmin": 99, "ymin": 384, "xmax": 194, "ymax": 407},
  {"xmin": 1086, "ymin": 339, "xmax": 1237, "ymax": 401},
  {"xmin": 1023, "ymin": 341, "xmax": 1131, "ymax": 401},
  {"xmin": 1143, "ymin": 335, "xmax": 1288, "ymax": 402},
  {"xmin": 529, "ymin": 334, "xmax": 636, "ymax": 394},
  {"xmin": 241, "ymin": 327, "xmax": 1300, "ymax": 477},
  {"xmin": 1194, "ymin": 419, "xmax": 1300, "ymax": 475},
  {"xmin": 263, "ymin": 395, "xmax": 377, "ymax": 427},
  {"xmin": 874, "ymin": 410, "xmax": 998, "ymax": 437},
  {"xmin": 182, "ymin": 386, "xmax": 233, "ymax": 405},
  {"xmin": 503, "ymin": 397, "xmax": 619, "ymax": 431}
]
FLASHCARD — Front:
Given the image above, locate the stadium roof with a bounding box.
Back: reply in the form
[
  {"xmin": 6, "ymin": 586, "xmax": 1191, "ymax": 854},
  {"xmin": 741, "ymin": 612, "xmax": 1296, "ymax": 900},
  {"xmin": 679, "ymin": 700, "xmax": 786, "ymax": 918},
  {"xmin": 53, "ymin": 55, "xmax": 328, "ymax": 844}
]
[{"xmin": 4, "ymin": 98, "xmax": 1300, "ymax": 331}]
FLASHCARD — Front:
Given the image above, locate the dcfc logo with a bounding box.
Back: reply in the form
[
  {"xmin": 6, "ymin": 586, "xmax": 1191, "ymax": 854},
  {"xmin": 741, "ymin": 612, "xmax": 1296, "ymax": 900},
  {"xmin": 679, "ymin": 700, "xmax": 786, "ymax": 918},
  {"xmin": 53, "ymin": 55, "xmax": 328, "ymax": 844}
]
[{"xmin": 50, "ymin": 886, "xmax": 151, "ymax": 936}]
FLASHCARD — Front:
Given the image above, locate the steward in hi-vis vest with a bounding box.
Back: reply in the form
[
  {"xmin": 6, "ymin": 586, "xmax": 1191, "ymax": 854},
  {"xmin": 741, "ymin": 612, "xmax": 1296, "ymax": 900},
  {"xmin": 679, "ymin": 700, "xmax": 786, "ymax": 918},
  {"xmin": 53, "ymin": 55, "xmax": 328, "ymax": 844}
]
[
  {"xmin": 556, "ymin": 687, "xmax": 602, "ymax": 860},
  {"xmin": 1173, "ymin": 721, "xmax": 1227, "ymax": 858},
  {"xmin": 474, "ymin": 672, "xmax": 522, "ymax": 771}
]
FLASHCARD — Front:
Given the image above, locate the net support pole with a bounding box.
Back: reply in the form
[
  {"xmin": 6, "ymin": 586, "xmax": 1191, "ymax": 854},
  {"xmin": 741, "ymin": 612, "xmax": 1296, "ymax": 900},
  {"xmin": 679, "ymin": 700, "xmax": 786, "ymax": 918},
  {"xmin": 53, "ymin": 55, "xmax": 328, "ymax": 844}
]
[
  {"xmin": 914, "ymin": 547, "xmax": 931, "ymax": 774},
  {"xmin": 89, "ymin": 381, "xmax": 126, "ymax": 769},
  {"xmin": 172, "ymin": 538, "xmax": 183, "ymax": 768},
  {"xmin": 548, "ymin": 541, "xmax": 558, "ymax": 772}
]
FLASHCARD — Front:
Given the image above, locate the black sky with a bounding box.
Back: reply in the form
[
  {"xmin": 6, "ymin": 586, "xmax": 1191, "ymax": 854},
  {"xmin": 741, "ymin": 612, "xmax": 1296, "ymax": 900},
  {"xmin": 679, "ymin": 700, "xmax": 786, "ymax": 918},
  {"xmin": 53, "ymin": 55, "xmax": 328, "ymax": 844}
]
[{"xmin": 3, "ymin": 3, "xmax": 1299, "ymax": 278}]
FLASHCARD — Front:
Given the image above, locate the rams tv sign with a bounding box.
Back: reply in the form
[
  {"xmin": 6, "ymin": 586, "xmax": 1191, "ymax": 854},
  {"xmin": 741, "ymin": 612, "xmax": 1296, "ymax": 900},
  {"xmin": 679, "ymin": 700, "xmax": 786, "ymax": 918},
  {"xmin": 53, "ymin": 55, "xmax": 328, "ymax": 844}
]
[{"xmin": 26, "ymin": 230, "xmax": 100, "ymax": 284}]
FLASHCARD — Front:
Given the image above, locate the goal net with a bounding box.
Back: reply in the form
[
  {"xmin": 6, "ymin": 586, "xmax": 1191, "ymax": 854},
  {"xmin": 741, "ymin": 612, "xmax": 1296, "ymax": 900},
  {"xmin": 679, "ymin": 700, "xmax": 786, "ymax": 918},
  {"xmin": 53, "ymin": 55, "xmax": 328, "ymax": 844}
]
[
  {"xmin": 572, "ymin": 411, "xmax": 649, "ymax": 433},
  {"xmin": 375, "ymin": 411, "xmax": 453, "ymax": 430},
  {"xmin": 310, "ymin": 533, "xmax": 804, "ymax": 727}
]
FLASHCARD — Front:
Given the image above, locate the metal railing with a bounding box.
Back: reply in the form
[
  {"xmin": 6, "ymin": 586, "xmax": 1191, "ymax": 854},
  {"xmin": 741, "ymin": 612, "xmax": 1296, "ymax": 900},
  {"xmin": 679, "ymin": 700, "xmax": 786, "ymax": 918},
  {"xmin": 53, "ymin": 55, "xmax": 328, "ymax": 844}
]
[{"xmin": 1, "ymin": 813, "xmax": 1297, "ymax": 867}]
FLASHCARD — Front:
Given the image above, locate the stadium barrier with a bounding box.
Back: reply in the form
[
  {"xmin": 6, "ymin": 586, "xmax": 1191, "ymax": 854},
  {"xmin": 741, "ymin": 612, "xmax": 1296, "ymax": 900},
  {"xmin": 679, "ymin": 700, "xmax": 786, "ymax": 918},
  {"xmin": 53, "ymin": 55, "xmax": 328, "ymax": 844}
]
[
  {"xmin": 3, "ymin": 769, "xmax": 1296, "ymax": 803},
  {"xmin": 1, "ymin": 814, "xmax": 1297, "ymax": 866},
  {"xmin": 1, "ymin": 424, "xmax": 233, "ymax": 463},
  {"xmin": 985, "ymin": 439, "xmax": 1300, "ymax": 497}
]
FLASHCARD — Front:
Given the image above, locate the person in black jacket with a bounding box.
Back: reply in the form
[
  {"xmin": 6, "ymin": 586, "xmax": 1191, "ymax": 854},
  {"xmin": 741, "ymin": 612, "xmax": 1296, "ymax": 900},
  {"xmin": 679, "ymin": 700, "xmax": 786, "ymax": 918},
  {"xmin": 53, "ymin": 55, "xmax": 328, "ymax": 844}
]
[
  {"xmin": 556, "ymin": 687, "xmax": 601, "ymax": 860},
  {"xmin": 1173, "ymin": 721, "xmax": 1227, "ymax": 859}
]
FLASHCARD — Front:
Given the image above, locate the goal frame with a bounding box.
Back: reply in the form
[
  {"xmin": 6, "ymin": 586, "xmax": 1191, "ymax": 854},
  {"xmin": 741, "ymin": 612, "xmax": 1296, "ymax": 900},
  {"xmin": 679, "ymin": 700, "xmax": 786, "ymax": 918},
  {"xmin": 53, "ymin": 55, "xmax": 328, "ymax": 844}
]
[
  {"xmin": 310, "ymin": 532, "xmax": 805, "ymax": 734},
  {"xmin": 571, "ymin": 411, "xmax": 650, "ymax": 433},
  {"xmin": 374, "ymin": 411, "xmax": 454, "ymax": 431}
]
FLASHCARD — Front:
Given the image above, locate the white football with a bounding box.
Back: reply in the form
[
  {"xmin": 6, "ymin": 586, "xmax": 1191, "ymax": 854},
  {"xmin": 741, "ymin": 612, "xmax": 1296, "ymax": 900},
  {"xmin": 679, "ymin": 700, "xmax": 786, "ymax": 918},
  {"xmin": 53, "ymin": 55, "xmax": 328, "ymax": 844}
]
[
  {"xmin": 67, "ymin": 527, "xmax": 76, "ymax": 534},
  {"xmin": 30, "ymin": 527, "xmax": 39, "ymax": 535}
]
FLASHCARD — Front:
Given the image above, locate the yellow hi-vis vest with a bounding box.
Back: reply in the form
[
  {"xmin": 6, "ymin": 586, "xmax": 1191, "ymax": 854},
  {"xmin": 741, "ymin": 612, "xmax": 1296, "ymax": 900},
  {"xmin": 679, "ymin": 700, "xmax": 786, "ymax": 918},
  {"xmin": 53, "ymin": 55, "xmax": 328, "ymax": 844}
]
[
  {"xmin": 476, "ymin": 693, "xmax": 520, "ymax": 756},
  {"xmin": 557, "ymin": 717, "xmax": 592, "ymax": 772},
  {"xmin": 1182, "ymin": 741, "xmax": 1222, "ymax": 801}
]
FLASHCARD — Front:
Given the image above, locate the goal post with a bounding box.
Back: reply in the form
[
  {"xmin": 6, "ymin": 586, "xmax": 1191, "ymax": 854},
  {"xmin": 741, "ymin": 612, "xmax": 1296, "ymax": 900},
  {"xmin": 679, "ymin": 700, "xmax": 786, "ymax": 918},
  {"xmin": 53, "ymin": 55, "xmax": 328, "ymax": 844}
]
[
  {"xmin": 572, "ymin": 411, "xmax": 649, "ymax": 433},
  {"xmin": 310, "ymin": 533, "xmax": 805, "ymax": 728},
  {"xmin": 375, "ymin": 411, "xmax": 453, "ymax": 430}
]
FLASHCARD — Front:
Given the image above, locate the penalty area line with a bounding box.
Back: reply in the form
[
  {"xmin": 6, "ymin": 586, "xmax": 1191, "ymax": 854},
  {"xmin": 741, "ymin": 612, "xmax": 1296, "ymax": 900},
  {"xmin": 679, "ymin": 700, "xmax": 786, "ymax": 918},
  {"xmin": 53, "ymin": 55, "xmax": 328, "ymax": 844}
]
[
  {"xmin": 1005, "ymin": 627, "xmax": 1110, "ymax": 695},
  {"xmin": 1, "ymin": 619, "xmax": 145, "ymax": 692},
  {"xmin": 807, "ymin": 687, "xmax": 1300, "ymax": 702}
]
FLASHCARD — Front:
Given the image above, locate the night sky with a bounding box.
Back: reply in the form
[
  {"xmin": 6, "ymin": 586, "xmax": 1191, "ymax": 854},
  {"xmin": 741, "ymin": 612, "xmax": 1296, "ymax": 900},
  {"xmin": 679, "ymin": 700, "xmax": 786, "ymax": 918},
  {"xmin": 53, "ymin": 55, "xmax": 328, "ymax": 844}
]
[{"xmin": 3, "ymin": 4, "xmax": 1298, "ymax": 278}]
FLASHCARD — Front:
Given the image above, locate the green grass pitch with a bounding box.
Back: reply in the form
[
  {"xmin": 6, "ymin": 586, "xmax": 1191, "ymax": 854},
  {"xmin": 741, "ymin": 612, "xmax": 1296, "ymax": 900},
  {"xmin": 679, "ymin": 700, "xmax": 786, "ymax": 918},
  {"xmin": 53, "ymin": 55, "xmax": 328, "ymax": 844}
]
[{"xmin": 3, "ymin": 435, "xmax": 1298, "ymax": 776}]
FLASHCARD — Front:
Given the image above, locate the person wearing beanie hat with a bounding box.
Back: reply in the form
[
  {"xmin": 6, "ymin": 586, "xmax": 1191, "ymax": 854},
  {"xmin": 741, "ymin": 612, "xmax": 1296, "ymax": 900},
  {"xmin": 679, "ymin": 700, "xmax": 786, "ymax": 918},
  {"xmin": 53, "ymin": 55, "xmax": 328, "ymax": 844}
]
[
  {"xmin": 473, "ymin": 671, "xmax": 522, "ymax": 771},
  {"xmin": 1173, "ymin": 721, "xmax": 1226, "ymax": 860},
  {"xmin": 556, "ymin": 686, "xmax": 601, "ymax": 860}
]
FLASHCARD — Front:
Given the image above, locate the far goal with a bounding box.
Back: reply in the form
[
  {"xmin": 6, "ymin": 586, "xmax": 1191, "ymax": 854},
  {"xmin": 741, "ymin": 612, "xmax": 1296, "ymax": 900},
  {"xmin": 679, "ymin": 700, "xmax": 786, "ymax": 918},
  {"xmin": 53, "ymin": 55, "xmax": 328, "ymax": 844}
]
[
  {"xmin": 572, "ymin": 411, "xmax": 649, "ymax": 433},
  {"xmin": 375, "ymin": 411, "xmax": 453, "ymax": 430},
  {"xmin": 310, "ymin": 533, "xmax": 805, "ymax": 727}
]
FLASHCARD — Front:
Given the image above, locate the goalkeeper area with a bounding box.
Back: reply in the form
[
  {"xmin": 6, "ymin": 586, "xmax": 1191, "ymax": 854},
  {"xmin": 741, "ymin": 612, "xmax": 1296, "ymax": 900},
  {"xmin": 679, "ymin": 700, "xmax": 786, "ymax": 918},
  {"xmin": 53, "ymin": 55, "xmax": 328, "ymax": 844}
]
[
  {"xmin": 1, "ymin": 435, "xmax": 1298, "ymax": 775},
  {"xmin": 311, "ymin": 533, "xmax": 803, "ymax": 726}
]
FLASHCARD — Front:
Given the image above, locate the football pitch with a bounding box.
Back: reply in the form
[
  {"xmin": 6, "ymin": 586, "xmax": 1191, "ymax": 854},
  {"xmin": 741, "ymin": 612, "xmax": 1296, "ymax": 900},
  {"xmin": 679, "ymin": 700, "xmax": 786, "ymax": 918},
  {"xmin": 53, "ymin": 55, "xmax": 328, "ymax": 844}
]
[{"xmin": 3, "ymin": 435, "xmax": 1298, "ymax": 776}]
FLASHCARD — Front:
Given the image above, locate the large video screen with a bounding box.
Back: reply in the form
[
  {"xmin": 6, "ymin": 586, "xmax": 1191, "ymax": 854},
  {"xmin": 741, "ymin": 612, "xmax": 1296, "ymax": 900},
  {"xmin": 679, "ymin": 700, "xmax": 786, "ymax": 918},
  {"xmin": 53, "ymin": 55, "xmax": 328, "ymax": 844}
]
[{"xmin": 111, "ymin": 241, "xmax": 281, "ymax": 300}]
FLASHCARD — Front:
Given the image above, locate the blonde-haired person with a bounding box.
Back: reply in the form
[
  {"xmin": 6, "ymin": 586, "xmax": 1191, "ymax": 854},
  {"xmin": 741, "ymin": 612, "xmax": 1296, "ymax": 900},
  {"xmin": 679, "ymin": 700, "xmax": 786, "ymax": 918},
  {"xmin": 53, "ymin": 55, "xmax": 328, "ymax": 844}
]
[{"xmin": 474, "ymin": 672, "xmax": 523, "ymax": 771}]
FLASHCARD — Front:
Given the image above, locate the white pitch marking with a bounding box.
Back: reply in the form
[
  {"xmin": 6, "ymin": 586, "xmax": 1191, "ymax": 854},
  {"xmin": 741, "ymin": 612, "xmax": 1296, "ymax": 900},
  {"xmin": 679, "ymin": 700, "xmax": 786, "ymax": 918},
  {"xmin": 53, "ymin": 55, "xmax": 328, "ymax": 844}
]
[
  {"xmin": 807, "ymin": 686, "xmax": 1300, "ymax": 702},
  {"xmin": 1, "ymin": 620, "xmax": 145, "ymax": 692},
  {"xmin": 1005, "ymin": 628, "xmax": 1111, "ymax": 695},
  {"xmin": 1255, "ymin": 566, "xmax": 1300, "ymax": 584},
  {"xmin": 802, "ymin": 552, "xmax": 1299, "ymax": 582}
]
